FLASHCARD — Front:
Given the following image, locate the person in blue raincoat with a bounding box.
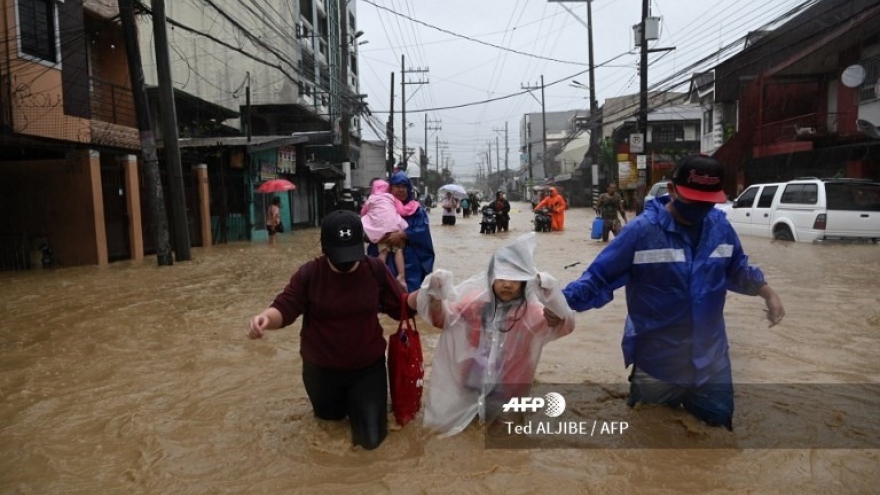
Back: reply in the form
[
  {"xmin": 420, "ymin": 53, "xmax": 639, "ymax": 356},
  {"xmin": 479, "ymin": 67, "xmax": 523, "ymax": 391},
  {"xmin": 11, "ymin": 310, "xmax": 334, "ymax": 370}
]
[
  {"xmin": 367, "ymin": 172, "xmax": 435, "ymax": 291},
  {"xmin": 563, "ymin": 155, "xmax": 785, "ymax": 430}
]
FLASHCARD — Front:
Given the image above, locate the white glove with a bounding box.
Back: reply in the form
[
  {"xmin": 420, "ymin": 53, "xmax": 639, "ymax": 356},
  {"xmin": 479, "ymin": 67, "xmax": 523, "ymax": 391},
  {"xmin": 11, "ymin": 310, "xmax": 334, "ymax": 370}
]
[{"xmin": 421, "ymin": 269, "xmax": 456, "ymax": 301}]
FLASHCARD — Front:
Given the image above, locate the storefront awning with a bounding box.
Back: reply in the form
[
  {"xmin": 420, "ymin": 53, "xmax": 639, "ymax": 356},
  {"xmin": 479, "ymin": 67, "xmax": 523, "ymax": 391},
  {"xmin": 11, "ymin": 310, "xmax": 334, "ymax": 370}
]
[{"xmin": 177, "ymin": 131, "xmax": 333, "ymax": 152}]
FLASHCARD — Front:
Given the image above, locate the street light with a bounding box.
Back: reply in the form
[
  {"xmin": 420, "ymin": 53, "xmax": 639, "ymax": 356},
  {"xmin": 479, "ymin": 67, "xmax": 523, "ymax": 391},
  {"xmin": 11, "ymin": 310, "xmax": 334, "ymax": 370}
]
[{"xmin": 570, "ymin": 80, "xmax": 590, "ymax": 89}]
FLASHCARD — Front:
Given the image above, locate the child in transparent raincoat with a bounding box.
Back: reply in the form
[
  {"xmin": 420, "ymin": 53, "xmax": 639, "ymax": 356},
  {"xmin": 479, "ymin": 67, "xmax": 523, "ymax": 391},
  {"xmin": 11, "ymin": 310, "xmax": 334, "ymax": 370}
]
[{"xmin": 416, "ymin": 233, "xmax": 575, "ymax": 437}]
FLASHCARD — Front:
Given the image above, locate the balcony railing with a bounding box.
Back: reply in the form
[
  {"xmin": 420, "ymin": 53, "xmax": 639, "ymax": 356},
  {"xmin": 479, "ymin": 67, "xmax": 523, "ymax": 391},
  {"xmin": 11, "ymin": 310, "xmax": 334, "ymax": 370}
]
[
  {"xmin": 755, "ymin": 112, "xmax": 853, "ymax": 146},
  {"xmin": 90, "ymin": 77, "xmax": 136, "ymax": 128}
]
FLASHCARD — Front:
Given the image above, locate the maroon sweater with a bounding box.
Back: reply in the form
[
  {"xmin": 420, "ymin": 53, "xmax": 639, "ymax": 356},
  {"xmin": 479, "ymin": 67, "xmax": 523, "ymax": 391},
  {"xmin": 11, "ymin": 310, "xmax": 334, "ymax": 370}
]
[{"xmin": 270, "ymin": 256, "xmax": 408, "ymax": 371}]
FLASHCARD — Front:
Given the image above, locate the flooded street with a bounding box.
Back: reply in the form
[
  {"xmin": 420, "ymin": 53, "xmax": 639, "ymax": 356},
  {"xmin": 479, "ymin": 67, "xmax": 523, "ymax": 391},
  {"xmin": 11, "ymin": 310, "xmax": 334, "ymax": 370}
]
[{"xmin": 2, "ymin": 203, "xmax": 879, "ymax": 494}]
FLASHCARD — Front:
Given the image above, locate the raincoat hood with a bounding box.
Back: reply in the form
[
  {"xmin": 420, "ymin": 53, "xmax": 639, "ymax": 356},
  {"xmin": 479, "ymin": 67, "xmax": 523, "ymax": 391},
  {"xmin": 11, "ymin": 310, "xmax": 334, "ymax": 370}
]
[
  {"xmin": 488, "ymin": 232, "xmax": 537, "ymax": 283},
  {"xmin": 371, "ymin": 179, "xmax": 390, "ymax": 195},
  {"xmin": 389, "ymin": 172, "xmax": 414, "ymax": 203}
]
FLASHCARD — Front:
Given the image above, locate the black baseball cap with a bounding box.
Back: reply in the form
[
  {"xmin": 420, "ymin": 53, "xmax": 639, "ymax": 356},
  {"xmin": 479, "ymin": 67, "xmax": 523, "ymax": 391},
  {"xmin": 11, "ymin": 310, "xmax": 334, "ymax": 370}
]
[
  {"xmin": 671, "ymin": 154, "xmax": 727, "ymax": 203},
  {"xmin": 320, "ymin": 210, "xmax": 365, "ymax": 265}
]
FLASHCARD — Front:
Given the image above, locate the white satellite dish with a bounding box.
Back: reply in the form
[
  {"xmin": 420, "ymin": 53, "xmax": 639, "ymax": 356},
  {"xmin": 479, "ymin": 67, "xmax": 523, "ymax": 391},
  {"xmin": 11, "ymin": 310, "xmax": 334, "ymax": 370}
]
[{"xmin": 841, "ymin": 65, "xmax": 866, "ymax": 88}]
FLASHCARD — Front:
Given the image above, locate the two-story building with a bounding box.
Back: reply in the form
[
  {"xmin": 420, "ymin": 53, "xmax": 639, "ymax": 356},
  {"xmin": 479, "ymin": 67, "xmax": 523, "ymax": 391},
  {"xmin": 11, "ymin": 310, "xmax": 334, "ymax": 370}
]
[{"xmin": 710, "ymin": 0, "xmax": 880, "ymax": 194}]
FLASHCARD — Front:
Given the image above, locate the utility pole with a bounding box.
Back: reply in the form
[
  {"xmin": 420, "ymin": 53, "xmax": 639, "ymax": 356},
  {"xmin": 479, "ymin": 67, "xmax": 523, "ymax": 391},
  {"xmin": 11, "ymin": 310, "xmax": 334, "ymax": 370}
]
[
  {"xmin": 495, "ymin": 135, "xmax": 500, "ymax": 176},
  {"xmin": 425, "ymin": 117, "xmax": 441, "ymax": 174},
  {"xmin": 153, "ymin": 0, "xmax": 191, "ymax": 261},
  {"xmin": 550, "ymin": 0, "xmax": 599, "ymax": 178},
  {"xmin": 487, "ymin": 142, "xmax": 492, "ymax": 176},
  {"xmin": 245, "ymin": 72, "xmax": 252, "ymax": 143},
  {"xmin": 386, "ymin": 72, "xmax": 395, "ymax": 178},
  {"xmin": 636, "ymin": 0, "xmax": 674, "ymax": 213},
  {"xmin": 119, "ymin": 0, "xmax": 172, "ymax": 266},
  {"xmin": 492, "ymin": 123, "xmax": 509, "ymax": 173},
  {"xmin": 522, "ymin": 77, "xmax": 548, "ymax": 178},
  {"xmin": 504, "ymin": 121, "xmax": 509, "ymax": 172},
  {"xmin": 401, "ymin": 56, "xmax": 428, "ymax": 165},
  {"xmin": 638, "ymin": 0, "xmax": 649, "ymax": 214}
]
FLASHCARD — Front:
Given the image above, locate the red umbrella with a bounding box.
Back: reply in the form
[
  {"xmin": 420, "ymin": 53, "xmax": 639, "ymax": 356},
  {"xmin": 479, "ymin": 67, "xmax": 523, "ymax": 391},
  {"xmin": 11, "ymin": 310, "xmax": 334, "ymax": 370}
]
[{"xmin": 257, "ymin": 179, "xmax": 296, "ymax": 193}]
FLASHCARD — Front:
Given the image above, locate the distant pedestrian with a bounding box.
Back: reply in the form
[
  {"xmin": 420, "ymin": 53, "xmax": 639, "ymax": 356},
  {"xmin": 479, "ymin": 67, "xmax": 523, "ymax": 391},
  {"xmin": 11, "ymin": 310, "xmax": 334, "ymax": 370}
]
[
  {"xmin": 267, "ymin": 196, "xmax": 282, "ymax": 244},
  {"xmin": 440, "ymin": 192, "xmax": 459, "ymax": 226},
  {"xmin": 597, "ymin": 182, "xmax": 627, "ymax": 242}
]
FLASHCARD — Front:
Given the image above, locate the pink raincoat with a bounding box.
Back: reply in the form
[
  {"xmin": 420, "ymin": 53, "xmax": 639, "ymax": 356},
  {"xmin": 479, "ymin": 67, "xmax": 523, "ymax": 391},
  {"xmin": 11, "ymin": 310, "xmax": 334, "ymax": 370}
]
[{"xmin": 360, "ymin": 180, "xmax": 411, "ymax": 244}]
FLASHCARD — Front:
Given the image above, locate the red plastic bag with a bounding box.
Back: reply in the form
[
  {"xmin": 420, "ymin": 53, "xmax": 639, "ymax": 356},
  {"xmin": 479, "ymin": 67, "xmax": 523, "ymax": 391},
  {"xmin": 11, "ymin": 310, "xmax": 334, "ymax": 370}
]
[{"xmin": 388, "ymin": 294, "xmax": 424, "ymax": 426}]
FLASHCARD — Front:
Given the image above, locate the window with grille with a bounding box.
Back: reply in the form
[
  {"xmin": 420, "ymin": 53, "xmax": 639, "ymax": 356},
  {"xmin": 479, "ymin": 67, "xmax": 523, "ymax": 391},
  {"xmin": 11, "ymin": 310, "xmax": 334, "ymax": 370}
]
[
  {"xmin": 18, "ymin": 0, "xmax": 57, "ymax": 62},
  {"xmin": 652, "ymin": 124, "xmax": 684, "ymax": 143},
  {"xmin": 858, "ymin": 55, "xmax": 879, "ymax": 103}
]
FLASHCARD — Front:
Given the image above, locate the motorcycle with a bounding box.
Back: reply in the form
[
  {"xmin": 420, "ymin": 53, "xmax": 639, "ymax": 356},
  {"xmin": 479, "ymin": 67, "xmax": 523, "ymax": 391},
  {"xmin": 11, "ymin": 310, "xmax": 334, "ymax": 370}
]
[
  {"xmin": 480, "ymin": 205, "xmax": 497, "ymax": 234},
  {"xmin": 534, "ymin": 208, "xmax": 552, "ymax": 232}
]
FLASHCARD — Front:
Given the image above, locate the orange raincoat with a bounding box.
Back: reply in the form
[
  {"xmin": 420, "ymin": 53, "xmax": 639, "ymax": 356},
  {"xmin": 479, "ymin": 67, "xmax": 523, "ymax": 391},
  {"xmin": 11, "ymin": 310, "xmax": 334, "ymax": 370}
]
[{"xmin": 534, "ymin": 187, "xmax": 567, "ymax": 231}]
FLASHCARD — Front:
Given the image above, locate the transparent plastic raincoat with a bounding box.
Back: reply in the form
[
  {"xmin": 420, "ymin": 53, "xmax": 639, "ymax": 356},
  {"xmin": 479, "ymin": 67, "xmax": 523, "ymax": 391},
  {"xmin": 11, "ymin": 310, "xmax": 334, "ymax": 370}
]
[{"xmin": 416, "ymin": 233, "xmax": 575, "ymax": 437}]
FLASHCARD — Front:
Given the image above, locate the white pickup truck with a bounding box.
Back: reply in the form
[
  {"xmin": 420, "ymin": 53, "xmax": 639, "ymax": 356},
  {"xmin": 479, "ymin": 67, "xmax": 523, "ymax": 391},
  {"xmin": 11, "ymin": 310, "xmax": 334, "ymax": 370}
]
[{"xmin": 719, "ymin": 178, "xmax": 880, "ymax": 242}]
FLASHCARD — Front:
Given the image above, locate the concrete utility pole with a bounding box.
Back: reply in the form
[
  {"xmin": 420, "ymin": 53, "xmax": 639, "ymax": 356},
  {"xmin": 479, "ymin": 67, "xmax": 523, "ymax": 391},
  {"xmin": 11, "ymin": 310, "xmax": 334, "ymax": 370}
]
[
  {"xmin": 522, "ymin": 78, "xmax": 548, "ymax": 178},
  {"xmin": 425, "ymin": 117, "xmax": 441, "ymax": 174},
  {"xmin": 636, "ymin": 0, "xmax": 675, "ymax": 213},
  {"xmin": 551, "ymin": 0, "xmax": 599, "ymax": 171},
  {"xmin": 118, "ymin": 0, "xmax": 173, "ymax": 266},
  {"xmin": 401, "ymin": 56, "xmax": 428, "ymax": 164},
  {"xmin": 386, "ymin": 72, "xmax": 395, "ymax": 178},
  {"xmin": 492, "ymin": 123, "xmax": 509, "ymax": 173},
  {"xmin": 152, "ymin": 0, "xmax": 191, "ymax": 261},
  {"xmin": 495, "ymin": 135, "xmax": 500, "ymax": 175},
  {"xmin": 505, "ymin": 121, "xmax": 509, "ymax": 172},
  {"xmin": 638, "ymin": 0, "xmax": 649, "ymax": 212}
]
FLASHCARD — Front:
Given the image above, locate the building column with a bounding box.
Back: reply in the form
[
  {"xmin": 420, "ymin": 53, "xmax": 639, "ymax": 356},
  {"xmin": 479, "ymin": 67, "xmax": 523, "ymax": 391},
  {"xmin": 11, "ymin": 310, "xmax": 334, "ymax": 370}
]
[
  {"xmin": 88, "ymin": 150, "xmax": 109, "ymax": 266},
  {"xmin": 194, "ymin": 164, "xmax": 212, "ymax": 247},
  {"xmin": 120, "ymin": 154, "xmax": 144, "ymax": 261}
]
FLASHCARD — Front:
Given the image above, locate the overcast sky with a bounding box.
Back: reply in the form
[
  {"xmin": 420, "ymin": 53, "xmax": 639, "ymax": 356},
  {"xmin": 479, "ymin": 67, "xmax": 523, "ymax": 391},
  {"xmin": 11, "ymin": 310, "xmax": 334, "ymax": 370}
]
[{"xmin": 353, "ymin": 0, "xmax": 814, "ymax": 179}]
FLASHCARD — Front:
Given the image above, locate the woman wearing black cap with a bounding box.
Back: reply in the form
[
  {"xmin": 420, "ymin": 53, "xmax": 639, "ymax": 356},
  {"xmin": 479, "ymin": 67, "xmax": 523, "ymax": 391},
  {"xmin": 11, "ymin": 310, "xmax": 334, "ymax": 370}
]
[{"xmin": 246, "ymin": 210, "xmax": 418, "ymax": 450}]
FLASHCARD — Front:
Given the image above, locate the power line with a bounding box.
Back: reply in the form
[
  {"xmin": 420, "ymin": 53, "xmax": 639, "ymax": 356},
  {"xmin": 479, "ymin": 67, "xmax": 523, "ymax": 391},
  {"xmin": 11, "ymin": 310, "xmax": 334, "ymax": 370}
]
[{"xmin": 362, "ymin": 0, "xmax": 589, "ymax": 66}]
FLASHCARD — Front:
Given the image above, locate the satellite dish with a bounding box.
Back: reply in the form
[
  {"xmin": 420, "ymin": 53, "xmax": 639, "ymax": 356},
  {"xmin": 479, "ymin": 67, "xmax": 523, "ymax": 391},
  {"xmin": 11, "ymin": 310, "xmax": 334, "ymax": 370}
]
[{"xmin": 841, "ymin": 65, "xmax": 866, "ymax": 88}]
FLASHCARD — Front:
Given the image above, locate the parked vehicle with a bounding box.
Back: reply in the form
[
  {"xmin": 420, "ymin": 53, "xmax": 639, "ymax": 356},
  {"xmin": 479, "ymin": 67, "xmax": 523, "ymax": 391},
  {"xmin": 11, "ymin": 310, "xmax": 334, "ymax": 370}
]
[
  {"xmin": 644, "ymin": 181, "xmax": 668, "ymax": 203},
  {"xmin": 720, "ymin": 178, "xmax": 880, "ymax": 242}
]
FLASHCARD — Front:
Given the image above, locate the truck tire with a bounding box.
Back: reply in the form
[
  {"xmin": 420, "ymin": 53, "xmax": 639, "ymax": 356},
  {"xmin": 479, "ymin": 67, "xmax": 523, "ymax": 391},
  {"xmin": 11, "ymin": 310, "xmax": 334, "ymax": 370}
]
[{"xmin": 773, "ymin": 225, "xmax": 794, "ymax": 241}]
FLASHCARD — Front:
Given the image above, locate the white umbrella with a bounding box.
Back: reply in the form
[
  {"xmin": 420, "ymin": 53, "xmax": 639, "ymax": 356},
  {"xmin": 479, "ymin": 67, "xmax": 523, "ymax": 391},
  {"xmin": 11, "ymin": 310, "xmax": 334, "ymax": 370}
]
[{"xmin": 438, "ymin": 183, "xmax": 468, "ymax": 200}]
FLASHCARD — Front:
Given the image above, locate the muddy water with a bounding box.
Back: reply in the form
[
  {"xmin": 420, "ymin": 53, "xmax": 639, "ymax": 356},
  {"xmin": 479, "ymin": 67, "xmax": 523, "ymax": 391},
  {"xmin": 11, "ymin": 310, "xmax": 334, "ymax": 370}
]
[{"xmin": 1, "ymin": 204, "xmax": 878, "ymax": 494}]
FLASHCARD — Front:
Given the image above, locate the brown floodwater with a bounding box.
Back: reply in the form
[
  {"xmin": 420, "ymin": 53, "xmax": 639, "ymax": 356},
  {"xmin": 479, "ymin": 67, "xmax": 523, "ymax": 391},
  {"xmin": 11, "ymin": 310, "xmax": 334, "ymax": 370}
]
[{"xmin": 2, "ymin": 203, "xmax": 878, "ymax": 494}]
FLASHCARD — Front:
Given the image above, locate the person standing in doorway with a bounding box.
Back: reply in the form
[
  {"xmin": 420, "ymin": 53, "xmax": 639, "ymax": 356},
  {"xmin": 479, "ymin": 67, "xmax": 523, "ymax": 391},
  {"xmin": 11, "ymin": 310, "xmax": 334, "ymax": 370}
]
[
  {"xmin": 267, "ymin": 196, "xmax": 282, "ymax": 244},
  {"xmin": 597, "ymin": 182, "xmax": 627, "ymax": 242}
]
